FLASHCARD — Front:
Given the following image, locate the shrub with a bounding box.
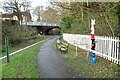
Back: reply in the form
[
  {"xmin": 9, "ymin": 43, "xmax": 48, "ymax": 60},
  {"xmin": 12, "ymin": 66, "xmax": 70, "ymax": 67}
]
[{"xmin": 2, "ymin": 20, "xmax": 37, "ymax": 46}]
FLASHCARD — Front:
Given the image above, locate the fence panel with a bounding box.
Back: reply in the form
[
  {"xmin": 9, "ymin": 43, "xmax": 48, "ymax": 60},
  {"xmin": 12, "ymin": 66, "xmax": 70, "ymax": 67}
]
[{"xmin": 63, "ymin": 33, "xmax": 120, "ymax": 65}]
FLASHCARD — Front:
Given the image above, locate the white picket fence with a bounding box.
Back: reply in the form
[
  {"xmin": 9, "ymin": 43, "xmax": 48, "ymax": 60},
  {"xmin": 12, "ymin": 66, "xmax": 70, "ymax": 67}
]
[{"xmin": 63, "ymin": 33, "xmax": 120, "ymax": 65}]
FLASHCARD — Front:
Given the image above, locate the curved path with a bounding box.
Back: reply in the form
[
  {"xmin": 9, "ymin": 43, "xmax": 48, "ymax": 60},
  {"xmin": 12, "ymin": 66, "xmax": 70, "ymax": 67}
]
[{"xmin": 37, "ymin": 37, "xmax": 80, "ymax": 78}]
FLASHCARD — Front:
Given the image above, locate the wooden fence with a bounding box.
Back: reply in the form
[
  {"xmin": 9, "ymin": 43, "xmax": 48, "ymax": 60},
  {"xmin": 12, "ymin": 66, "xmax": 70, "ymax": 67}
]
[{"xmin": 63, "ymin": 33, "xmax": 120, "ymax": 65}]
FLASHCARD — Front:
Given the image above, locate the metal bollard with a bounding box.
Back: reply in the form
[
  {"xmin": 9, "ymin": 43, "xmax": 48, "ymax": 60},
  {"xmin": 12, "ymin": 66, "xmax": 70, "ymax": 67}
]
[{"xmin": 90, "ymin": 52, "xmax": 96, "ymax": 64}]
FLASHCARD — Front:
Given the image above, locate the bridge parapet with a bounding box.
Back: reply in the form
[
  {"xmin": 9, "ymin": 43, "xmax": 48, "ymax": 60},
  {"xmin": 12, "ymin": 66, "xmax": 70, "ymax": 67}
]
[{"xmin": 22, "ymin": 22, "xmax": 60, "ymax": 27}]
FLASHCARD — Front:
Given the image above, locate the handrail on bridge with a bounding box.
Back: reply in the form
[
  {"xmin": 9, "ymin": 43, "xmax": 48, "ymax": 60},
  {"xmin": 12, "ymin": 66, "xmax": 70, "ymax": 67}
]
[{"xmin": 22, "ymin": 21, "xmax": 60, "ymax": 27}]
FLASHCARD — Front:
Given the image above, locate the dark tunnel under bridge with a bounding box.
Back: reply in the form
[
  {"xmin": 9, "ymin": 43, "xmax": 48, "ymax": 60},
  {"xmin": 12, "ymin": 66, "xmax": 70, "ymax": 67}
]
[{"xmin": 35, "ymin": 25, "xmax": 61, "ymax": 35}]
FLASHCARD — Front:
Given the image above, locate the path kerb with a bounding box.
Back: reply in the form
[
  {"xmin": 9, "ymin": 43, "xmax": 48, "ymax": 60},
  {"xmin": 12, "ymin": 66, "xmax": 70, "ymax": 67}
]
[{"xmin": 0, "ymin": 38, "xmax": 52, "ymax": 60}]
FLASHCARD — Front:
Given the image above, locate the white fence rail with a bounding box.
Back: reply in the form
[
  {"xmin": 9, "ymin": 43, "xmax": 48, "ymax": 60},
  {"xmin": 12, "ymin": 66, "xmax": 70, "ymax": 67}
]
[{"xmin": 63, "ymin": 33, "xmax": 120, "ymax": 65}]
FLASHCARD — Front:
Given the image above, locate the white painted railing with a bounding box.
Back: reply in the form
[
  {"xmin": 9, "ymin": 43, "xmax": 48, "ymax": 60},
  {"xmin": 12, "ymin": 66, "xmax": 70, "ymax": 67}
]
[{"xmin": 63, "ymin": 33, "xmax": 120, "ymax": 65}]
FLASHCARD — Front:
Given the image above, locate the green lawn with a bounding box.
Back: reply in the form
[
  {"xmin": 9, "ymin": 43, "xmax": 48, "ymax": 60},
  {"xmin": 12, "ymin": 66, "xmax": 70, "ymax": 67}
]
[
  {"xmin": 2, "ymin": 35, "xmax": 53, "ymax": 78},
  {"xmin": 2, "ymin": 42, "xmax": 41, "ymax": 78},
  {"xmin": 61, "ymin": 44, "xmax": 120, "ymax": 78}
]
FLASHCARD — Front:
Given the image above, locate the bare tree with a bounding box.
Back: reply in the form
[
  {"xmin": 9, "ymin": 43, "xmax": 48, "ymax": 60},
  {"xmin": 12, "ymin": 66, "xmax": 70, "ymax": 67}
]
[
  {"xmin": 42, "ymin": 7, "xmax": 62, "ymax": 23},
  {"xmin": 33, "ymin": 5, "xmax": 61, "ymax": 23},
  {"xmin": 3, "ymin": 0, "xmax": 31, "ymax": 24},
  {"xmin": 33, "ymin": 6, "xmax": 43, "ymax": 21}
]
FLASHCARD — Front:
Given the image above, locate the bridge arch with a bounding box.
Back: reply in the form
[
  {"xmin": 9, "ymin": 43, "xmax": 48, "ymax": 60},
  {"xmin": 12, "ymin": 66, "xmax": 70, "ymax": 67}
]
[{"xmin": 44, "ymin": 27, "xmax": 61, "ymax": 35}]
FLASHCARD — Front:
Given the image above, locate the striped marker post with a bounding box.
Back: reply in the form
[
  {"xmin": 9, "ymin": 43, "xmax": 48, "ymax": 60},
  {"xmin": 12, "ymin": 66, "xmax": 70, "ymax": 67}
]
[{"xmin": 90, "ymin": 19, "xmax": 96, "ymax": 64}]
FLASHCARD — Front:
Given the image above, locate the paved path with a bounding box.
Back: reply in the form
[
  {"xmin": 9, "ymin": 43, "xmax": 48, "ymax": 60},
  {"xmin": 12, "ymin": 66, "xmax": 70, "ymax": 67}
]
[{"xmin": 37, "ymin": 37, "xmax": 80, "ymax": 78}]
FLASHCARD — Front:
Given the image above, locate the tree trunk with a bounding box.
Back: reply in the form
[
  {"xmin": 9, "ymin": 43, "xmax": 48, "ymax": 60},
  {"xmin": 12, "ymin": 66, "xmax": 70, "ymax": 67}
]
[
  {"xmin": 118, "ymin": 5, "xmax": 120, "ymax": 38},
  {"xmin": 103, "ymin": 13, "xmax": 115, "ymax": 37}
]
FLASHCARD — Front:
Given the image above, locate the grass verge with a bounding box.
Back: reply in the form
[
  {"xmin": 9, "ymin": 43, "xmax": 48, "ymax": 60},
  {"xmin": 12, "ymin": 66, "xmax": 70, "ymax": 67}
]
[
  {"xmin": 2, "ymin": 43, "xmax": 40, "ymax": 78},
  {"xmin": 61, "ymin": 44, "xmax": 120, "ymax": 78},
  {"xmin": 2, "ymin": 36, "xmax": 53, "ymax": 78}
]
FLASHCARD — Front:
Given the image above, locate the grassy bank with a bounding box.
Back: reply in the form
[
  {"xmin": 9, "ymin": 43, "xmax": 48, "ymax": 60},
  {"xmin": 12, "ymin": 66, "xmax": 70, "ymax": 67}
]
[
  {"xmin": 61, "ymin": 44, "xmax": 120, "ymax": 78},
  {"xmin": 2, "ymin": 35, "xmax": 53, "ymax": 78},
  {"xmin": 2, "ymin": 35, "xmax": 52, "ymax": 57},
  {"xmin": 2, "ymin": 43, "xmax": 40, "ymax": 78}
]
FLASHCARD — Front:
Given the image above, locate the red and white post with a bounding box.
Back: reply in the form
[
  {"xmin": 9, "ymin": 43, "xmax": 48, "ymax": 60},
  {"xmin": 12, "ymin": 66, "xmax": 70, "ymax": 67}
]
[{"xmin": 90, "ymin": 19, "xmax": 96, "ymax": 64}]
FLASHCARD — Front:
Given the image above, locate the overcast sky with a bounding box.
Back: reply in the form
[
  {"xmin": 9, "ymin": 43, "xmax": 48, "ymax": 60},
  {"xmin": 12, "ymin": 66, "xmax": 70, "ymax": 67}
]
[
  {"xmin": 29, "ymin": 0, "xmax": 50, "ymax": 8},
  {"xmin": 0, "ymin": 0, "xmax": 50, "ymax": 12}
]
